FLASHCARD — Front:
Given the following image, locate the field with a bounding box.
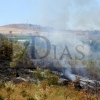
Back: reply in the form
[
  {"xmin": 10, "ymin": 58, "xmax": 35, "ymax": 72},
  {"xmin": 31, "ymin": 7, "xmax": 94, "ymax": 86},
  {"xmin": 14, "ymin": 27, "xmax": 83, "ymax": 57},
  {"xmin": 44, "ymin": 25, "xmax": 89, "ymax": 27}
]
[
  {"xmin": 0, "ymin": 81, "xmax": 99, "ymax": 100},
  {"xmin": 0, "ymin": 24, "xmax": 100, "ymax": 100}
]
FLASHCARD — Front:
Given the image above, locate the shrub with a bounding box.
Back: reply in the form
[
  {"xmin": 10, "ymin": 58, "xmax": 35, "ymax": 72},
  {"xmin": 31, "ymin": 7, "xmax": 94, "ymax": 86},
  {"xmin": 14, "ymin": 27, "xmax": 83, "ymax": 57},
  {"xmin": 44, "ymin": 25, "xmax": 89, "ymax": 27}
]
[
  {"xmin": 10, "ymin": 40, "xmax": 34, "ymax": 68},
  {"xmin": 46, "ymin": 75, "xmax": 59, "ymax": 86},
  {"xmin": 27, "ymin": 97, "xmax": 36, "ymax": 100},
  {"xmin": 0, "ymin": 82, "xmax": 5, "ymax": 88},
  {"xmin": 20, "ymin": 90, "xmax": 28, "ymax": 97},
  {"xmin": 34, "ymin": 68, "xmax": 44, "ymax": 81},
  {"xmin": 0, "ymin": 37, "xmax": 13, "ymax": 60},
  {"xmin": 0, "ymin": 95, "xmax": 4, "ymax": 100},
  {"xmin": 10, "ymin": 41, "xmax": 26, "ymax": 67},
  {"xmin": 6, "ymin": 87, "xmax": 14, "ymax": 93},
  {"xmin": 86, "ymin": 60, "xmax": 100, "ymax": 80},
  {"xmin": 44, "ymin": 70, "xmax": 59, "ymax": 85}
]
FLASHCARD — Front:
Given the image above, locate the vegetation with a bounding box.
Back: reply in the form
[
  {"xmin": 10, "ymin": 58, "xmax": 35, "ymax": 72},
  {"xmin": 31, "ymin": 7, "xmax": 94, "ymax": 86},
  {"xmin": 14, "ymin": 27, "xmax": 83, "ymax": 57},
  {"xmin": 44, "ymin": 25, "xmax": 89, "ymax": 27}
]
[
  {"xmin": 0, "ymin": 95, "xmax": 4, "ymax": 100},
  {"xmin": 44, "ymin": 69, "xmax": 59, "ymax": 85},
  {"xmin": 0, "ymin": 81, "xmax": 99, "ymax": 100},
  {"xmin": 34, "ymin": 68, "xmax": 59, "ymax": 85},
  {"xmin": 0, "ymin": 37, "xmax": 13, "ymax": 60},
  {"xmin": 0, "ymin": 37, "xmax": 32, "ymax": 68},
  {"xmin": 71, "ymin": 59, "xmax": 100, "ymax": 80},
  {"xmin": 0, "ymin": 82, "xmax": 5, "ymax": 89},
  {"xmin": 86, "ymin": 60, "xmax": 100, "ymax": 80},
  {"xmin": 20, "ymin": 90, "xmax": 28, "ymax": 97},
  {"xmin": 1, "ymin": 36, "xmax": 100, "ymax": 99},
  {"xmin": 10, "ymin": 40, "xmax": 30, "ymax": 67},
  {"xmin": 27, "ymin": 97, "xmax": 36, "ymax": 100}
]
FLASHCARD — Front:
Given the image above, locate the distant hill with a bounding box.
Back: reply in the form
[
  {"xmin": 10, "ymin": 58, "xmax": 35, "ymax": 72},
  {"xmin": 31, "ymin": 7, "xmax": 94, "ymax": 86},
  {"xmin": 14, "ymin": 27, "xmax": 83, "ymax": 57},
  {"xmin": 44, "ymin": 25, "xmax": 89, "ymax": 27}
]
[
  {"xmin": 0, "ymin": 24, "xmax": 100, "ymax": 36},
  {"xmin": 0, "ymin": 24, "xmax": 54, "ymax": 35},
  {"xmin": 2, "ymin": 24, "xmax": 54, "ymax": 32}
]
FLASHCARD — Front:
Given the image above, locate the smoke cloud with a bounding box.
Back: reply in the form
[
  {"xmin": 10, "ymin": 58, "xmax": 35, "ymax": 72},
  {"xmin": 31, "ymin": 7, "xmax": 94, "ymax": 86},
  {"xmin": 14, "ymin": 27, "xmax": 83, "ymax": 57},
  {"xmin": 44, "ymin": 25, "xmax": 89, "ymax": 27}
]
[{"xmin": 36, "ymin": 0, "xmax": 100, "ymax": 30}]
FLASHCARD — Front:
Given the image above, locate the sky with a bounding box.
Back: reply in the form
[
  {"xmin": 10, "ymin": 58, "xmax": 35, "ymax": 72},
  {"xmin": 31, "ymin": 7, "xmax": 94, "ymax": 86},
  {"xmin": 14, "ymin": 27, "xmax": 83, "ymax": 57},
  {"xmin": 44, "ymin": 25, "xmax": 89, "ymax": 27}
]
[{"xmin": 0, "ymin": 0, "xmax": 100, "ymax": 30}]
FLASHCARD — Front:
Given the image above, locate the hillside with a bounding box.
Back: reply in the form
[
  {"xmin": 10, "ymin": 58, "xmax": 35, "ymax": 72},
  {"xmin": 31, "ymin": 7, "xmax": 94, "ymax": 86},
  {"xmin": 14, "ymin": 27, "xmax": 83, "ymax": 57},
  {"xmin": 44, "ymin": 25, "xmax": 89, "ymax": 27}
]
[
  {"xmin": 0, "ymin": 24, "xmax": 54, "ymax": 36},
  {"xmin": 0, "ymin": 24, "xmax": 100, "ymax": 37},
  {"xmin": 2, "ymin": 24, "xmax": 54, "ymax": 32}
]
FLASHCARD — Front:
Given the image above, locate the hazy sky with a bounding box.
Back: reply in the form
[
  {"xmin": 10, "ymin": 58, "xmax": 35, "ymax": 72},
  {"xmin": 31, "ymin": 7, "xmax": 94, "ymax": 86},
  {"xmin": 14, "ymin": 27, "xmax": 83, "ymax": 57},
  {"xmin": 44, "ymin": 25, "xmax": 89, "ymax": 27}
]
[{"xmin": 0, "ymin": 0, "xmax": 100, "ymax": 30}]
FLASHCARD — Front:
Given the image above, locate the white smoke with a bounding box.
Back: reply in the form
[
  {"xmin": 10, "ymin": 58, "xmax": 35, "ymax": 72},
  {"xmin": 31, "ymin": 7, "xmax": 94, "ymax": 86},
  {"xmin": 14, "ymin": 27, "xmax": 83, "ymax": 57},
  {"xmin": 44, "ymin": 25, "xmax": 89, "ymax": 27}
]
[
  {"xmin": 35, "ymin": 0, "xmax": 100, "ymax": 30},
  {"xmin": 60, "ymin": 56, "xmax": 75, "ymax": 81},
  {"xmin": 48, "ymin": 31, "xmax": 91, "ymax": 60}
]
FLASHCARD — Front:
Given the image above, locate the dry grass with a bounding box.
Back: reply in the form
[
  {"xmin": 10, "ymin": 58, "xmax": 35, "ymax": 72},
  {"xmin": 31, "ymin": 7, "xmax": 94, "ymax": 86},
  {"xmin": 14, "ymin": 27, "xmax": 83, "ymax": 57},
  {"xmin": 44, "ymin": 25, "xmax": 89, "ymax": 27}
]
[
  {"xmin": 0, "ymin": 81, "xmax": 99, "ymax": 100},
  {"xmin": 0, "ymin": 26, "xmax": 35, "ymax": 35}
]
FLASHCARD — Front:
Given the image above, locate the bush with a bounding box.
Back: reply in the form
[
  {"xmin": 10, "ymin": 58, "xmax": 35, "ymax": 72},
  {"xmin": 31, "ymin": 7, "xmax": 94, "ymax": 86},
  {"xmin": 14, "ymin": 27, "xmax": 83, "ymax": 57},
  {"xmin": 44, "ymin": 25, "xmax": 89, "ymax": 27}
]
[
  {"xmin": 34, "ymin": 68, "xmax": 44, "ymax": 81},
  {"xmin": 0, "ymin": 37, "xmax": 13, "ymax": 60},
  {"xmin": 0, "ymin": 82, "xmax": 5, "ymax": 88},
  {"xmin": 46, "ymin": 75, "xmax": 59, "ymax": 86},
  {"xmin": 33, "ymin": 68, "xmax": 59, "ymax": 85},
  {"xmin": 20, "ymin": 90, "xmax": 28, "ymax": 97},
  {"xmin": 10, "ymin": 41, "xmax": 26, "ymax": 67},
  {"xmin": 86, "ymin": 60, "xmax": 100, "ymax": 80},
  {"xmin": 6, "ymin": 87, "xmax": 14, "ymax": 93},
  {"xmin": 10, "ymin": 40, "xmax": 34, "ymax": 68},
  {"xmin": 0, "ymin": 95, "xmax": 4, "ymax": 100},
  {"xmin": 44, "ymin": 70, "xmax": 59, "ymax": 85},
  {"xmin": 27, "ymin": 97, "xmax": 36, "ymax": 100}
]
